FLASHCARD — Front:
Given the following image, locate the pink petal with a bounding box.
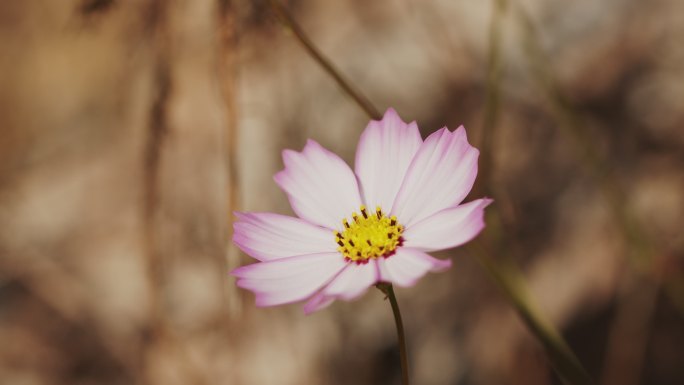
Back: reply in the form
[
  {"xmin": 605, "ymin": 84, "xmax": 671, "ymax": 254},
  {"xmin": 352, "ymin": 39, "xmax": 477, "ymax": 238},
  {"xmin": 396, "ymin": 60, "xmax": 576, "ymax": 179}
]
[
  {"xmin": 354, "ymin": 108, "xmax": 423, "ymax": 212},
  {"xmin": 274, "ymin": 140, "xmax": 363, "ymax": 230},
  {"xmin": 377, "ymin": 248, "xmax": 452, "ymax": 287},
  {"xmin": 233, "ymin": 212, "xmax": 336, "ymax": 261},
  {"xmin": 403, "ymin": 198, "xmax": 492, "ymax": 252},
  {"xmin": 232, "ymin": 253, "xmax": 347, "ymax": 307},
  {"xmin": 303, "ymin": 260, "xmax": 379, "ymax": 314},
  {"xmin": 302, "ymin": 294, "xmax": 336, "ymax": 314},
  {"xmin": 391, "ymin": 127, "xmax": 479, "ymax": 228}
]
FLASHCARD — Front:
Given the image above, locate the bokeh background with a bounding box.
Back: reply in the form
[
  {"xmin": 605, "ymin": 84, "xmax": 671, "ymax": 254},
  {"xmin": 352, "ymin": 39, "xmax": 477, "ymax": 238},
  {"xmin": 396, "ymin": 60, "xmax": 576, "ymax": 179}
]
[{"xmin": 1, "ymin": 0, "xmax": 683, "ymax": 384}]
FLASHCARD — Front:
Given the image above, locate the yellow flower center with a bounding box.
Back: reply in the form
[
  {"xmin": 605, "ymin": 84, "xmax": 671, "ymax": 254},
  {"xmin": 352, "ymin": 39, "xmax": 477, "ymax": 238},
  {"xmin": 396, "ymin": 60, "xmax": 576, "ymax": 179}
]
[{"xmin": 334, "ymin": 206, "xmax": 404, "ymax": 264}]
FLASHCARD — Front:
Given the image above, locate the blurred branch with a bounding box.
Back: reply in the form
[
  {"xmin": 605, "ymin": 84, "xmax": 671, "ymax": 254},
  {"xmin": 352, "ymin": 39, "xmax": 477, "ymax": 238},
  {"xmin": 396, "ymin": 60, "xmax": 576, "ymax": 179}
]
[
  {"xmin": 268, "ymin": 1, "xmax": 593, "ymax": 384},
  {"xmin": 218, "ymin": 0, "xmax": 243, "ymax": 319},
  {"xmin": 510, "ymin": 3, "xmax": 674, "ymax": 384},
  {"xmin": 513, "ymin": 4, "xmax": 655, "ymax": 268},
  {"xmin": 477, "ymin": 0, "xmax": 506, "ymax": 197},
  {"xmin": 144, "ymin": 32, "xmax": 171, "ymax": 336},
  {"xmin": 140, "ymin": 3, "xmax": 213, "ymax": 384}
]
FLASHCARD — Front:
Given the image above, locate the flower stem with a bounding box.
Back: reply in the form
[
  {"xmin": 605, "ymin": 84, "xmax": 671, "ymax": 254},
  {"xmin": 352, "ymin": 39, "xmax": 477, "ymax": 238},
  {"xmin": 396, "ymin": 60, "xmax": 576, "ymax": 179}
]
[{"xmin": 378, "ymin": 283, "xmax": 409, "ymax": 385}]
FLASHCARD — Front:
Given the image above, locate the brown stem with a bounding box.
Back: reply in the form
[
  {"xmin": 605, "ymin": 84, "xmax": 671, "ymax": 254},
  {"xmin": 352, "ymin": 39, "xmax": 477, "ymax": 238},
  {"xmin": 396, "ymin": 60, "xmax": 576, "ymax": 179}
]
[{"xmin": 268, "ymin": 0, "xmax": 381, "ymax": 119}]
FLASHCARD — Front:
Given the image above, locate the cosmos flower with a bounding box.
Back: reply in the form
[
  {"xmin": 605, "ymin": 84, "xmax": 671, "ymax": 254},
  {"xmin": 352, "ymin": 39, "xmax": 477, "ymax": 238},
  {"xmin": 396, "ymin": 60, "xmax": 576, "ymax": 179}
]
[{"xmin": 232, "ymin": 108, "xmax": 491, "ymax": 314}]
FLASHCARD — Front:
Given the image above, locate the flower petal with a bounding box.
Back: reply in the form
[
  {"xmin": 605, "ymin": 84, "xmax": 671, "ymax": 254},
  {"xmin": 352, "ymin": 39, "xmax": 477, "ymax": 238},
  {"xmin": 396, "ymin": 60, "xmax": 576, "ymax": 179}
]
[
  {"xmin": 233, "ymin": 212, "xmax": 336, "ymax": 261},
  {"xmin": 302, "ymin": 294, "xmax": 336, "ymax": 314},
  {"xmin": 355, "ymin": 108, "xmax": 423, "ymax": 212},
  {"xmin": 303, "ymin": 260, "xmax": 379, "ymax": 314},
  {"xmin": 403, "ymin": 198, "xmax": 492, "ymax": 252},
  {"xmin": 377, "ymin": 248, "xmax": 452, "ymax": 287},
  {"xmin": 274, "ymin": 140, "xmax": 363, "ymax": 230},
  {"xmin": 391, "ymin": 127, "xmax": 479, "ymax": 227},
  {"xmin": 232, "ymin": 253, "xmax": 347, "ymax": 307}
]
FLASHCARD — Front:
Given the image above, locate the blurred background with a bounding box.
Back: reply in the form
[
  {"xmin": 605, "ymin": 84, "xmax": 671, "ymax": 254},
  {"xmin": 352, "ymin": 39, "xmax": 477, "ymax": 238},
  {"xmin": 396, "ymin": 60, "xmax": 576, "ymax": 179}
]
[{"xmin": 1, "ymin": 0, "xmax": 683, "ymax": 384}]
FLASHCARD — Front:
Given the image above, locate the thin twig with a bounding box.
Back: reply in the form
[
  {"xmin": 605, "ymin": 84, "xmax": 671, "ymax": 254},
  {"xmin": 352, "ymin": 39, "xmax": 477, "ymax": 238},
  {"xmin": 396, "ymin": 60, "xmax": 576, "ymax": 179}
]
[{"xmin": 268, "ymin": 0, "xmax": 381, "ymax": 120}]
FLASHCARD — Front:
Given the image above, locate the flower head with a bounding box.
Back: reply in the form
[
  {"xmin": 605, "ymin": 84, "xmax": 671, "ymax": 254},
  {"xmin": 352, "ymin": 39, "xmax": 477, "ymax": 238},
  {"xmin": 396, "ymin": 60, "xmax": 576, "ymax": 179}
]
[{"xmin": 232, "ymin": 108, "xmax": 491, "ymax": 313}]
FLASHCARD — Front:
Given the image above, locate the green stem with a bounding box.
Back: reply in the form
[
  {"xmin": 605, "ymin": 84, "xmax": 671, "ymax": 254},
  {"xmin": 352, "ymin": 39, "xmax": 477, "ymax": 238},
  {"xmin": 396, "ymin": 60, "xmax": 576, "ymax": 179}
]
[
  {"xmin": 469, "ymin": 240, "xmax": 593, "ymax": 385},
  {"xmin": 478, "ymin": 2, "xmax": 593, "ymax": 384},
  {"xmin": 478, "ymin": 0, "xmax": 506, "ymax": 197},
  {"xmin": 378, "ymin": 283, "xmax": 410, "ymax": 385}
]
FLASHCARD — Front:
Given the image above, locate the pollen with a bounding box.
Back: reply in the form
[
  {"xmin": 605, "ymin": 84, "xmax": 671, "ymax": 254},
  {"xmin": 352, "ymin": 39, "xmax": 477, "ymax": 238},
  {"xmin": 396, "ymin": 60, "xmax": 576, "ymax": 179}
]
[{"xmin": 334, "ymin": 205, "xmax": 404, "ymax": 264}]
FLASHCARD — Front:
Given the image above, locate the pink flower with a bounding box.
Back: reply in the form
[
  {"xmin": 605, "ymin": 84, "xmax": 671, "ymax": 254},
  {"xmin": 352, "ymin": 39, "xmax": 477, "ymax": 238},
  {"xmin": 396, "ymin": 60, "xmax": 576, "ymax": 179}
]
[{"xmin": 232, "ymin": 108, "xmax": 492, "ymax": 314}]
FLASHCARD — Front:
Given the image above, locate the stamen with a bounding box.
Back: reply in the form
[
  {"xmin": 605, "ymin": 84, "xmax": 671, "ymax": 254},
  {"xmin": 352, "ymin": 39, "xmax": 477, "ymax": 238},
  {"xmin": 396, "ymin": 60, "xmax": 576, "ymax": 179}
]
[{"xmin": 334, "ymin": 206, "xmax": 405, "ymax": 264}]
